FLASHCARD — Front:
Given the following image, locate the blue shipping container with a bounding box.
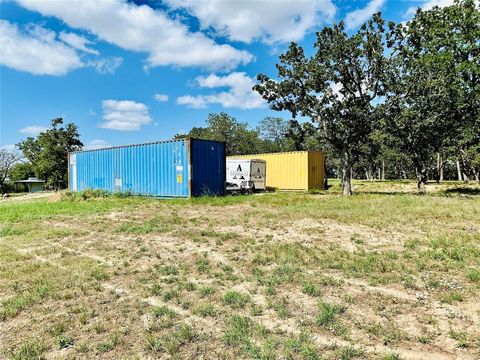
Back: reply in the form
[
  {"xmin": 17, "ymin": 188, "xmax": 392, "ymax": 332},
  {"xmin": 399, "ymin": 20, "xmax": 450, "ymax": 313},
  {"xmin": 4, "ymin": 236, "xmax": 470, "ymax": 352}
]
[{"xmin": 68, "ymin": 138, "xmax": 226, "ymax": 197}]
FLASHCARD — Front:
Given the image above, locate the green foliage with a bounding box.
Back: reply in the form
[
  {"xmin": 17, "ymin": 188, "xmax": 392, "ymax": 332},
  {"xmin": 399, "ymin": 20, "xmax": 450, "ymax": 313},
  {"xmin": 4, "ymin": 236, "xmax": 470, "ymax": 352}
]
[
  {"xmin": 284, "ymin": 120, "xmax": 322, "ymax": 152},
  {"xmin": 249, "ymin": 0, "xmax": 479, "ymax": 187},
  {"xmin": 0, "ymin": 148, "xmax": 23, "ymax": 193},
  {"xmin": 6, "ymin": 162, "xmax": 35, "ymax": 183},
  {"xmin": 255, "ymin": 14, "xmax": 394, "ymax": 195},
  {"xmin": 17, "ymin": 118, "xmax": 83, "ymax": 189},
  {"xmin": 176, "ymin": 112, "xmax": 266, "ymax": 156},
  {"xmin": 257, "ymin": 117, "xmax": 301, "ymax": 152},
  {"xmin": 386, "ymin": 0, "xmax": 480, "ymax": 186}
]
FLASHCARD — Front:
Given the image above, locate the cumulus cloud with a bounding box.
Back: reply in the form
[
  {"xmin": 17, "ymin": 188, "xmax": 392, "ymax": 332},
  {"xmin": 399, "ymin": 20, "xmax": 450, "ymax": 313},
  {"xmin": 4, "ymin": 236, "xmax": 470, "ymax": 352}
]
[
  {"xmin": 16, "ymin": 0, "xmax": 253, "ymax": 71},
  {"xmin": 0, "ymin": 20, "xmax": 123, "ymax": 75},
  {"xmin": 83, "ymin": 139, "xmax": 111, "ymax": 150},
  {"xmin": 166, "ymin": 0, "xmax": 336, "ymax": 44},
  {"xmin": 344, "ymin": 0, "xmax": 385, "ymax": 30},
  {"xmin": 86, "ymin": 57, "xmax": 123, "ymax": 74},
  {"xmin": 59, "ymin": 31, "xmax": 98, "ymax": 55},
  {"xmin": 99, "ymin": 100, "xmax": 152, "ymax": 131},
  {"xmin": 154, "ymin": 93, "xmax": 169, "ymax": 102},
  {"xmin": 405, "ymin": 0, "xmax": 455, "ymax": 17},
  {"xmin": 0, "ymin": 20, "xmax": 83, "ymax": 75},
  {"xmin": 19, "ymin": 125, "xmax": 49, "ymax": 135},
  {"xmin": 177, "ymin": 72, "xmax": 265, "ymax": 109}
]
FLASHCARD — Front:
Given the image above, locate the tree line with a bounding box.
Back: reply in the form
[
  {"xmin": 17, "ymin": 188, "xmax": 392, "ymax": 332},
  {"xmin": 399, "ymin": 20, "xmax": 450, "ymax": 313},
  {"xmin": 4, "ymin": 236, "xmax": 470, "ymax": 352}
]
[
  {"xmin": 174, "ymin": 113, "xmax": 321, "ymax": 155},
  {"xmin": 253, "ymin": 0, "xmax": 479, "ymax": 194},
  {"xmin": 1, "ymin": 0, "xmax": 477, "ymax": 195},
  {"xmin": 0, "ymin": 118, "xmax": 82, "ymax": 193}
]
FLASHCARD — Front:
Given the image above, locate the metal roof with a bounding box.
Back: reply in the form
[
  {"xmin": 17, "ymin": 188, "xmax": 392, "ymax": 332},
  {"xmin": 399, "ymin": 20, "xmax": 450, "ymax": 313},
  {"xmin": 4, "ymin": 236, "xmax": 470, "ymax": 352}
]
[{"xmin": 15, "ymin": 178, "xmax": 45, "ymax": 183}]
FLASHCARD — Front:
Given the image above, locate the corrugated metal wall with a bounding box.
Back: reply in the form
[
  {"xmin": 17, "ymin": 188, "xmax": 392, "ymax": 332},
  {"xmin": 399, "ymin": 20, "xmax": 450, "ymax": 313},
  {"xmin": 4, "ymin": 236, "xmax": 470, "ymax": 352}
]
[
  {"xmin": 308, "ymin": 152, "xmax": 325, "ymax": 190},
  {"xmin": 191, "ymin": 139, "xmax": 226, "ymax": 196},
  {"xmin": 69, "ymin": 139, "xmax": 225, "ymax": 197},
  {"xmin": 228, "ymin": 151, "xmax": 325, "ymax": 190}
]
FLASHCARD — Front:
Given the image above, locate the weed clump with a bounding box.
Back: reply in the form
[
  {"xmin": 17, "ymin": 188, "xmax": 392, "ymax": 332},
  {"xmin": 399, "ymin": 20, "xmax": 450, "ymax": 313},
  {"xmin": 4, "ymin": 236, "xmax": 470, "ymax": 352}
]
[
  {"xmin": 223, "ymin": 290, "xmax": 250, "ymax": 309},
  {"xmin": 62, "ymin": 189, "xmax": 132, "ymax": 201},
  {"xmin": 317, "ymin": 301, "xmax": 347, "ymax": 335}
]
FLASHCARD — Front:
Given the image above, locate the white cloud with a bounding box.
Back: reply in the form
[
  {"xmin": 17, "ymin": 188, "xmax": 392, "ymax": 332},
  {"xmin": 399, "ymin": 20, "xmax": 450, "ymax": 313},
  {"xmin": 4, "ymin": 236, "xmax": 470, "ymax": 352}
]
[
  {"xmin": 59, "ymin": 31, "xmax": 98, "ymax": 55},
  {"xmin": 177, "ymin": 95, "xmax": 209, "ymax": 109},
  {"xmin": 405, "ymin": 0, "xmax": 455, "ymax": 17},
  {"xmin": 83, "ymin": 139, "xmax": 111, "ymax": 150},
  {"xmin": 0, "ymin": 20, "xmax": 83, "ymax": 75},
  {"xmin": 0, "ymin": 144, "xmax": 17, "ymax": 152},
  {"xmin": 86, "ymin": 57, "xmax": 123, "ymax": 74},
  {"xmin": 16, "ymin": 0, "xmax": 253, "ymax": 71},
  {"xmin": 99, "ymin": 100, "xmax": 152, "ymax": 131},
  {"xmin": 19, "ymin": 125, "xmax": 49, "ymax": 135},
  {"xmin": 177, "ymin": 72, "xmax": 265, "ymax": 109},
  {"xmin": 344, "ymin": 0, "xmax": 385, "ymax": 30},
  {"xmin": 154, "ymin": 93, "xmax": 169, "ymax": 102},
  {"xmin": 166, "ymin": 0, "xmax": 336, "ymax": 44}
]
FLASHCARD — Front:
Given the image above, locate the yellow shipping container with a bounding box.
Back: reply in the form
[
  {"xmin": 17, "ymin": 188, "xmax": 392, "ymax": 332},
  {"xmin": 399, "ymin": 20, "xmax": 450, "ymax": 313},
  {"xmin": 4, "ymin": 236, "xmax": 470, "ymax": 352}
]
[{"xmin": 228, "ymin": 151, "xmax": 325, "ymax": 190}]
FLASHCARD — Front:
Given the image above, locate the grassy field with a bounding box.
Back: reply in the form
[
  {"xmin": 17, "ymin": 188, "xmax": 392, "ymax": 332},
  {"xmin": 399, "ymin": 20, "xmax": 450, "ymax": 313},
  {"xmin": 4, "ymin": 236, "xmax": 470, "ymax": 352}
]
[{"xmin": 0, "ymin": 180, "xmax": 479, "ymax": 359}]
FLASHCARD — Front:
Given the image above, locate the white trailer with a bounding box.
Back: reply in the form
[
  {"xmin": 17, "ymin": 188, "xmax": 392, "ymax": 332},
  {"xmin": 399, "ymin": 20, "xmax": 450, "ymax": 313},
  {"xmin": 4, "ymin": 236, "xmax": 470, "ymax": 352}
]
[{"xmin": 226, "ymin": 159, "xmax": 266, "ymax": 192}]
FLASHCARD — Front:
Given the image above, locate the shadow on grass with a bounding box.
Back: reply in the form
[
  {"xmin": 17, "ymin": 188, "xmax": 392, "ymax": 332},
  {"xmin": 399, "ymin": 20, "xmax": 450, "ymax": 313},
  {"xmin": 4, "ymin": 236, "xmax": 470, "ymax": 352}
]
[{"xmin": 443, "ymin": 187, "xmax": 480, "ymax": 196}]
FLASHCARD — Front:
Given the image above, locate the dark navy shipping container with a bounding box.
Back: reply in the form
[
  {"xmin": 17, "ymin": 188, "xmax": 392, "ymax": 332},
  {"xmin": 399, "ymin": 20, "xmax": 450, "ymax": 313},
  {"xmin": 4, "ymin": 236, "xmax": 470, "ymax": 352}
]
[{"xmin": 68, "ymin": 138, "xmax": 226, "ymax": 197}]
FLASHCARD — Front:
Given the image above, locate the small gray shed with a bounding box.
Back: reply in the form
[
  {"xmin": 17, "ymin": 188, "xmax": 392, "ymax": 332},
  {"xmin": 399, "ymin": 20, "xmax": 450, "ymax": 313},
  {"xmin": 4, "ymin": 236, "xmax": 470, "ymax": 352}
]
[{"xmin": 15, "ymin": 177, "xmax": 45, "ymax": 193}]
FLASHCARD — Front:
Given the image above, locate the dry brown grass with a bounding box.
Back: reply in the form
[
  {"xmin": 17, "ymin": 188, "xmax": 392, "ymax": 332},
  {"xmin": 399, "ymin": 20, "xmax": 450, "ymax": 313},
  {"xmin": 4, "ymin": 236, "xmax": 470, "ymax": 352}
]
[{"xmin": 1, "ymin": 180, "xmax": 479, "ymax": 359}]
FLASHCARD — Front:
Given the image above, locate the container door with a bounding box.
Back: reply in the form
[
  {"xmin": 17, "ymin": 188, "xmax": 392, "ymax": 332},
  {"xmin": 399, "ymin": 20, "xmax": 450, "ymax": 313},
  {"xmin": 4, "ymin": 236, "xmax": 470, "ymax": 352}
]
[
  {"xmin": 70, "ymin": 154, "xmax": 77, "ymax": 191},
  {"xmin": 251, "ymin": 161, "xmax": 266, "ymax": 190},
  {"xmin": 173, "ymin": 141, "xmax": 189, "ymax": 197}
]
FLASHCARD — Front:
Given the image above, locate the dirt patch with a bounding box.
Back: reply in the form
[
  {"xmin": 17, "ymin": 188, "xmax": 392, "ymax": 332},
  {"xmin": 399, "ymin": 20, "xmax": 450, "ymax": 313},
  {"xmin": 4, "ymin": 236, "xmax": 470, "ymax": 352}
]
[{"xmin": 2, "ymin": 191, "xmax": 479, "ymax": 359}]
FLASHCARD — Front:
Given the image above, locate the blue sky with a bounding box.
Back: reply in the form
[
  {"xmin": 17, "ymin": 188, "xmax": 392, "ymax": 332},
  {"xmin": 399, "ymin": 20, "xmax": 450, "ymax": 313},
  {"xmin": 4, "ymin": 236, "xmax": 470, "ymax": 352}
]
[{"xmin": 0, "ymin": 0, "xmax": 452, "ymax": 150}]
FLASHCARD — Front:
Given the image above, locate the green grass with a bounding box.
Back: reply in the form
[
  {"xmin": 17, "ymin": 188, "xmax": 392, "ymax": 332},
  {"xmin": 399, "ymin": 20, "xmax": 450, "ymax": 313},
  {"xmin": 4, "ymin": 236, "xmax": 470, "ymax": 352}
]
[
  {"xmin": 223, "ymin": 290, "xmax": 250, "ymax": 309},
  {"xmin": 1, "ymin": 181, "xmax": 479, "ymax": 359},
  {"xmin": 194, "ymin": 304, "xmax": 217, "ymax": 317},
  {"xmin": 8, "ymin": 340, "xmax": 45, "ymax": 360},
  {"xmin": 317, "ymin": 301, "xmax": 347, "ymax": 336}
]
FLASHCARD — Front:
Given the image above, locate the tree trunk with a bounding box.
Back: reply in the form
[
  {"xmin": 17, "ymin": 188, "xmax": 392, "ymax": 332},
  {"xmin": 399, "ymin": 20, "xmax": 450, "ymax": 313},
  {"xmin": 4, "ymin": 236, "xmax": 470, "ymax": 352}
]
[
  {"xmin": 342, "ymin": 153, "xmax": 352, "ymax": 196},
  {"xmin": 417, "ymin": 168, "xmax": 427, "ymax": 192},
  {"xmin": 381, "ymin": 160, "xmax": 385, "ymax": 180},
  {"xmin": 456, "ymin": 160, "xmax": 462, "ymax": 181},
  {"xmin": 437, "ymin": 153, "xmax": 443, "ymax": 182}
]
